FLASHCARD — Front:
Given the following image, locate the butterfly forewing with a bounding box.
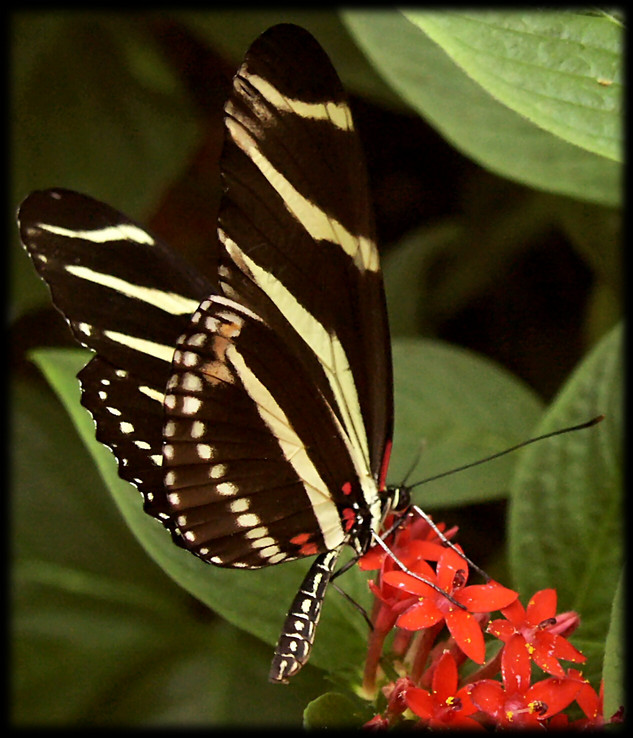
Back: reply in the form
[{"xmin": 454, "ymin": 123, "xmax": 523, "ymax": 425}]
[
  {"xmin": 217, "ymin": 24, "xmax": 393, "ymax": 484},
  {"xmin": 19, "ymin": 190, "xmax": 211, "ymax": 375},
  {"xmin": 18, "ymin": 188, "xmax": 214, "ymax": 517}
]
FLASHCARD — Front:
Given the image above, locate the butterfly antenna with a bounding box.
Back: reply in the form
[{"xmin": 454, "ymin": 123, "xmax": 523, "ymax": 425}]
[
  {"xmin": 397, "ymin": 415, "xmax": 604, "ymax": 582},
  {"xmin": 406, "ymin": 415, "xmax": 604, "ymax": 493},
  {"xmin": 401, "ymin": 438, "xmax": 427, "ymax": 487}
]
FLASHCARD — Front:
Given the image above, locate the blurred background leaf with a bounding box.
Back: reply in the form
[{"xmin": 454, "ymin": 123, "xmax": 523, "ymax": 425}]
[
  {"xmin": 508, "ymin": 323, "xmax": 622, "ymax": 687},
  {"xmin": 403, "ymin": 11, "xmax": 622, "ymax": 162},
  {"xmin": 343, "ymin": 10, "xmax": 621, "ymax": 206},
  {"xmin": 389, "ymin": 338, "xmax": 543, "ymax": 504}
]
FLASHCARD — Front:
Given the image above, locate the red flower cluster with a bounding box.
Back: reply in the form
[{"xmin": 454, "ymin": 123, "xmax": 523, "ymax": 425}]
[{"xmin": 358, "ymin": 512, "xmax": 616, "ymax": 730}]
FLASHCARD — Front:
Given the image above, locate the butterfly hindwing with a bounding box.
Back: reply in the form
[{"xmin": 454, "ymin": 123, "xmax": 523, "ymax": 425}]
[{"xmin": 162, "ymin": 295, "xmax": 378, "ymax": 567}]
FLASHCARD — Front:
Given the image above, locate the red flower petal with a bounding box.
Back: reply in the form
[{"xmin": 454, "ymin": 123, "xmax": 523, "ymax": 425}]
[
  {"xmin": 531, "ymin": 631, "xmax": 566, "ymax": 678},
  {"xmin": 469, "ymin": 679, "xmax": 505, "ymax": 716},
  {"xmin": 574, "ymin": 677, "xmax": 601, "ymax": 719},
  {"xmin": 499, "ymin": 597, "xmax": 526, "ymax": 626},
  {"xmin": 530, "ymin": 630, "xmax": 585, "ymax": 676},
  {"xmin": 549, "ymin": 633, "xmax": 586, "ymax": 664},
  {"xmin": 487, "ymin": 618, "xmax": 515, "ymax": 641},
  {"xmin": 436, "ymin": 547, "xmax": 468, "ymax": 590},
  {"xmin": 526, "ymin": 588, "xmax": 557, "ymax": 625},
  {"xmin": 457, "ymin": 582, "xmax": 518, "ymax": 612},
  {"xmin": 527, "ymin": 677, "xmax": 581, "ymax": 718},
  {"xmin": 397, "ymin": 600, "xmax": 443, "ymax": 630},
  {"xmin": 382, "ymin": 561, "xmax": 437, "ymax": 596},
  {"xmin": 358, "ymin": 547, "xmax": 385, "ymax": 571},
  {"xmin": 532, "ymin": 652, "xmax": 566, "ymax": 678},
  {"xmin": 406, "ymin": 539, "xmax": 447, "ymax": 563},
  {"xmin": 446, "ymin": 608, "xmax": 486, "ymax": 663},
  {"xmin": 432, "ymin": 651, "xmax": 459, "ymax": 701},
  {"xmin": 433, "ymin": 714, "xmax": 485, "ymax": 730},
  {"xmin": 405, "ymin": 686, "xmax": 434, "ymax": 719},
  {"xmin": 501, "ymin": 634, "xmax": 532, "ymax": 693}
]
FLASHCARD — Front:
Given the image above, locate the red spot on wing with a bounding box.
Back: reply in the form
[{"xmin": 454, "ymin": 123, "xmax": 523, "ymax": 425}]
[
  {"xmin": 290, "ymin": 532, "xmax": 311, "ymax": 546},
  {"xmin": 342, "ymin": 481, "xmax": 352, "ymax": 495},
  {"xmin": 379, "ymin": 439, "xmax": 392, "ymax": 491},
  {"xmin": 299, "ymin": 542, "xmax": 319, "ymax": 555},
  {"xmin": 342, "ymin": 508, "xmax": 356, "ymax": 532},
  {"xmin": 290, "ymin": 532, "xmax": 319, "ymax": 556}
]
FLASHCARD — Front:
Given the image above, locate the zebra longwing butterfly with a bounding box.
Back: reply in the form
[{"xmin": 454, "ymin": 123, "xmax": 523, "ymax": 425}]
[{"xmin": 18, "ymin": 24, "xmax": 405, "ymax": 683}]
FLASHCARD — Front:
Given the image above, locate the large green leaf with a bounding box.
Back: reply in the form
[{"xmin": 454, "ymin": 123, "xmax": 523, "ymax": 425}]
[
  {"xmin": 602, "ymin": 569, "xmax": 624, "ymax": 721},
  {"xmin": 404, "ymin": 10, "xmax": 622, "ymax": 162},
  {"xmin": 508, "ymin": 322, "xmax": 622, "ymax": 685},
  {"xmin": 343, "ymin": 10, "xmax": 621, "ymax": 206},
  {"xmin": 12, "ymin": 376, "xmax": 196, "ymax": 724}
]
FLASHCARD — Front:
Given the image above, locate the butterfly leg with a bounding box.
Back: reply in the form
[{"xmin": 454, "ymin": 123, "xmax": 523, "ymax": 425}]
[{"xmin": 268, "ymin": 545, "xmax": 343, "ymax": 683}]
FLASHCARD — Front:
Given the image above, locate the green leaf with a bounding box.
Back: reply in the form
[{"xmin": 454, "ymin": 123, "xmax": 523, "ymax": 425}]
[
  {"xmin": 602, "ymin": 569, "xmax": 624, "ymax": 721},
  {"xmin": 343, "ymin": 10, "xmax": 620, "ymax": 206},
  {"xmin": 303, "ymin": 691, "xmax": 367, "ymax": 728},
  {"xmin": 12, "ymin": 363, "xmax": 172, "ymax": 590},
  {"xmin": 390, "ymin": 338, "xmax": 544, "ymax": 507},
  {"xmin": 382, "ymin": 221, "xmax": 463, "ymax": 337},
  {"xmin": 12, "ymin": 376, "xmax": 188, "ymax": 724},
  {"xmin": 403, "ymin": 10, "xmax": 622, "ymax": 162},
  {"xmin": 508, "ymin": 322, "xmax": 622, "ymax": 685}
]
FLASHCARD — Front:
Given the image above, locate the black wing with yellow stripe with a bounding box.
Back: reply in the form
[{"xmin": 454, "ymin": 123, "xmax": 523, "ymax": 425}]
[{"xmin": 19, "ymin": 24, "xmax": 396, "ymax": 684}]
